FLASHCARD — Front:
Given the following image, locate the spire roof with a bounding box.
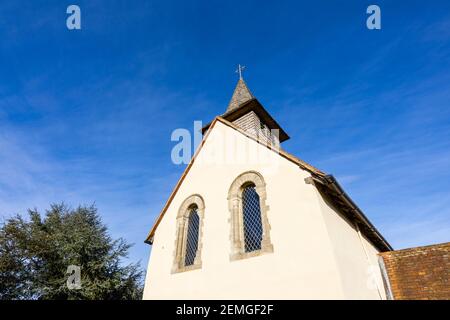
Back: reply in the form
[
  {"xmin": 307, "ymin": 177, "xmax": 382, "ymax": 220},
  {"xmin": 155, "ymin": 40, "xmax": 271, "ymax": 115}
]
[{"xmin": 226, "ymin": 79, "xmax": 254, "ymax": 112}]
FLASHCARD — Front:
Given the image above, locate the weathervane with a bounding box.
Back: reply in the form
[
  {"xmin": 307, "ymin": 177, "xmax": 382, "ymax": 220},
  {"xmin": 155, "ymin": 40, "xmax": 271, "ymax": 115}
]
[{"xmin": 236, "ymin": 64, "xmax": 246, "ymax": 80}]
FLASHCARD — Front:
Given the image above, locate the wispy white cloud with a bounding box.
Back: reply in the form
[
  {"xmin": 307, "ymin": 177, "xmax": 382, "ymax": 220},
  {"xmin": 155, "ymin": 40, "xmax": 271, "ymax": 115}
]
[
  {"xmin": 274, "ymin": 15, "xmax": 450, "ymax": 251},
  {"xmin": 0, "ymin": 69, "xmax": 208, "ymax": 266}
]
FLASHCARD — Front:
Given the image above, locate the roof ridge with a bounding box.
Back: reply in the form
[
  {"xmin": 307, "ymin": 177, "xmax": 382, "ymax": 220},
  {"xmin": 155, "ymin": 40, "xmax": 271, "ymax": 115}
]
[{"xmin": 216, "ymin": 116, "xmax": 325, "ymax": 176}]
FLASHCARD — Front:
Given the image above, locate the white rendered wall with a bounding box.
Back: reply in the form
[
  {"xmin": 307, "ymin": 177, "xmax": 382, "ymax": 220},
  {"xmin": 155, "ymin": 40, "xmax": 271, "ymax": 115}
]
[
  {"xmin": 143, "ymin": 121, "xmax": 386, "ymax": 299},
  {"xmin": 316, "ymin": 192, "xmax": 386, "ymax": 299}
]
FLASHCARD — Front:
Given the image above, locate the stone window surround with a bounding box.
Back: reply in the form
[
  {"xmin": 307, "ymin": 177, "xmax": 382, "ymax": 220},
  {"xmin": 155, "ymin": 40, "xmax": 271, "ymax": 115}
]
[
  {"xmin": 228, "ymin": 171, "xmax": 273, "ymax": 261},
  {"xmin": 172, "ymin": 194, "xmax": 205, "ymax": 273}
]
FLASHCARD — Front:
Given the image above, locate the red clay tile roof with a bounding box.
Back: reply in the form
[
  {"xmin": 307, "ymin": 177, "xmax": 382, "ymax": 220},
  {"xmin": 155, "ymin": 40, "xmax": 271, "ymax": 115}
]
[{"xmin": 379, "ymin": 242, "xmax": 450, "ymax": 300}]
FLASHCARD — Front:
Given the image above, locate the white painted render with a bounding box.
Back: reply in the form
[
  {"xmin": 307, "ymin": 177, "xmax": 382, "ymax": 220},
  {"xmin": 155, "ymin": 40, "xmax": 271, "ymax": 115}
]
[
  {"xmin": 143, "ymin": 121, "xmax": 386, "ymax": 299},
  {"xmin": 316, "ymin": 192, "xmax": 386, "ymax": 299}
]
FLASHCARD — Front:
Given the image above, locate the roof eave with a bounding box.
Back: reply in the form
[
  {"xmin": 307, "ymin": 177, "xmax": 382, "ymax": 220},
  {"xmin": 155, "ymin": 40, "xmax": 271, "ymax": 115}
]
[
  {"xmin": 202, "ymin": 98, "xmax": 290, "ymax": 142},
  {"xmin": 308, "ymin": 174, "xmax": 393, "ymax": 252}
]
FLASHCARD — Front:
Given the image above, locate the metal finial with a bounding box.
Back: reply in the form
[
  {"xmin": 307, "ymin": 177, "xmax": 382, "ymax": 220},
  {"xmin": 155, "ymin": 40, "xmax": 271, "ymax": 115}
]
[{"xmin": 236, "ymin": 64, "xmax": 246, "ymax": 80}]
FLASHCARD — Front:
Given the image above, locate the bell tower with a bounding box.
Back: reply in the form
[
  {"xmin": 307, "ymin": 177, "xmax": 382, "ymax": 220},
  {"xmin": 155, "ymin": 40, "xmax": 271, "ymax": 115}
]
[{"xmin": 203, "ymin": 65, "xmax": 290, "ymax": 147}]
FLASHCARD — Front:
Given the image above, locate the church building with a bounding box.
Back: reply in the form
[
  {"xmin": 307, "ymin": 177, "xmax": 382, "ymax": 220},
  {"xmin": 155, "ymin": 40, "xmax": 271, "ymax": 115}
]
[{"xmin": 143, "ymin": 70, "xmax": 393, "ymax": 299}]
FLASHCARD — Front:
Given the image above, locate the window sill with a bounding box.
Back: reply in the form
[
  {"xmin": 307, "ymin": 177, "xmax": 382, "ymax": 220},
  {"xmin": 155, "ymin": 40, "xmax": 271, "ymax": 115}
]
[
  {"xmin": 171, "ymin": 263, "xmax": 202, "ymax": 274},
  {"xmin": 230, "ymin": 245, "xmax": 274, "ymax": 261}
]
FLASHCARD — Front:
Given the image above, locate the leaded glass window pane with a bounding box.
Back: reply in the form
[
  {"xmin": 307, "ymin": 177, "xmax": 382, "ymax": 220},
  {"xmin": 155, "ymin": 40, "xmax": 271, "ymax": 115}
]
[
  {"xmin": 184, "ymin": 207, "xmax": 200, "ymax": 266},
  {"xmin": 242, "ymin": 185, "xmax": 263, "ymax": 252}
]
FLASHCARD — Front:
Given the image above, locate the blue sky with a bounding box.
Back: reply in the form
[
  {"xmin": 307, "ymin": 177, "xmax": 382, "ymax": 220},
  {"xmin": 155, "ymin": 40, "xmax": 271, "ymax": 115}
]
[{"xmin": 0, "ymin": 1, "xmax": 449, "ymax": 268}]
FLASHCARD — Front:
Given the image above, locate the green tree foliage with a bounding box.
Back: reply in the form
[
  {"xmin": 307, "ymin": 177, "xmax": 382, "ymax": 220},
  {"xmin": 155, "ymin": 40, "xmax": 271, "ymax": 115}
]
[{"xmin": 0, "ymin": 203, "xmax": 143, "ymax": 300}]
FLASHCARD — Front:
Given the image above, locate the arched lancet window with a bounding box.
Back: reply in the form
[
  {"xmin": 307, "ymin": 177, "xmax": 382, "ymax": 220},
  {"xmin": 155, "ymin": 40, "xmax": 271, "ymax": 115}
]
[
  {"xmin": 228, "ymin": 171, "xmax": 273, "ymax": 261},
  {"xmin": 242, "ymin": 183, "xmax": 263, "ymax": 252},
  {"xmin": 172, "ymin": 195, "xmax": 204, "ymax": 273},
  {"xmin": 184, "ymin": 205, "xmax": 200, "ymax": 266}
]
